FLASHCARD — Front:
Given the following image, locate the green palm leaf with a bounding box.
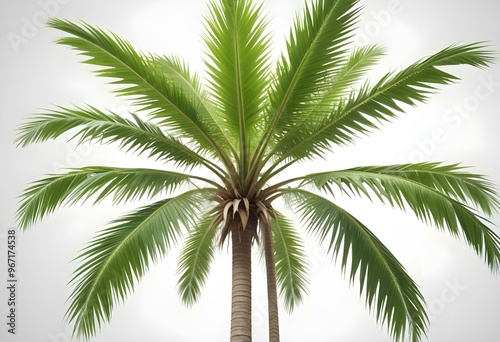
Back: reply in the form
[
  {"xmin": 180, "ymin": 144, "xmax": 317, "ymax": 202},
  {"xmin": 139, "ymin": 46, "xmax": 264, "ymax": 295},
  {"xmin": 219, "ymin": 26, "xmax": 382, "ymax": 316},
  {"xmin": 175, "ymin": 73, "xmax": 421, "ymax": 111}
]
[
  {"xmin": 272, "ymin": 43, "xmax": 494, "ymax": 165},
  {"xmin": 203, "ymin": 0, "xmax": 272, "ymax": 177},
  {"xmin": 323, "ymin": 44, "xmax": 386, "ymax": 99},
  {"xmin": 17, "ymin": 166, "xmax": 216, "ymax": 229},
  {"xmin": 15, "ymin": 106, "xmax": 224, "ymax": 173},
  {"xmin": 66, "ymin": 190, "xmax": 205, "ymax": 339},
  {"xmin": 177, "ymin": 213, "xmax": 217, "ymax": 305},
  {"xmin": 47, "ymin": 18, "xmax": 233, "ymax": 169},
  {"xmin": 271, "ymin": 212, "xmax": 308, "ymax": 312},
  {"xmin": 260, "ymin": 0, "xmax": 360, "ymax": 151},
  {"xmin": 299, "ymin": 44, "xmax": 386, "ymax": 122},
  {"xmin": 283, "ymin": 189, "xmax": 428, "ymax": 342},
  {"xmin": 151, "ymin": 55, "xmax": 235, "ymax": 153},
  {"xmin": 263, "ymin": 45, "xmax": 385, "ymax": 168},
  {"xmin": 302, "ymin": 162, "xmax": 500, "ymax": 271}
]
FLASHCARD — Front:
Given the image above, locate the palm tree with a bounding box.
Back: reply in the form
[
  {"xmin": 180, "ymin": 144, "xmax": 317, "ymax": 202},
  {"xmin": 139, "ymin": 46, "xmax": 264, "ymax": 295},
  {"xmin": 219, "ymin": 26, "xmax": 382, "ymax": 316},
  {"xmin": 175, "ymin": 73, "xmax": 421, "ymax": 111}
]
[{"xmin": 16, "ymin": 0, "xmax": 500, "ymax": 341}]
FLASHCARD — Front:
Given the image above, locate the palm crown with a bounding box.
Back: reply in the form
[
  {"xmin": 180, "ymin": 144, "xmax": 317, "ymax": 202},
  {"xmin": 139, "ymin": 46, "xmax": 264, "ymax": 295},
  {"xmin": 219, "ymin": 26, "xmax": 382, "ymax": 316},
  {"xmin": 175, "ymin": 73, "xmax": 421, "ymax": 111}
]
[{"xmin": 16, "ymin": 0, "xmax": 500, "ymax": 341}]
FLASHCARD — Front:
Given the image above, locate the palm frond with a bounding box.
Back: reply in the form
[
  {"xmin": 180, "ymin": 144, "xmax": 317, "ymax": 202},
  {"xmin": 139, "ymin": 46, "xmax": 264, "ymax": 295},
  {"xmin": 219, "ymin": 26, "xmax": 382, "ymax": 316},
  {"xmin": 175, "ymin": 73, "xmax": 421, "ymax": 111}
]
[
  {"xmin": 150, "ymin": 54, "xmax": 206, "ymax": 103},
  {"xmin": 66, "ymin": 190, "xmax": 205, "ymax": 340},
  {"xmin": 271, "ymin": 211, "xmax": 308, "ymax": 312},
  {"xmin": 272, "ymin": 43, "xmax": 494, "ymax": 165},
  {"xmin": 283, "ymin": 189, "xmax": 428, "ymax": 342},
  {"xmin": 177, "ymin": 213, "xmax": 217, "ymax": 305},
  {"xmin": 150, "ymin": 54, "xmax": 236, "ymax": 155},
  {"xmin": 301, "ymin": 162, "xmax": 500, "ymax": 272},
  {"xmin": 260, "ymin": 0, "xmax": 360, "ymax": 154},
  {"xmin": 16, "ymin": 166, "xmax": 216, "ymax": 229},
  {"xmin": 263, "ymin": 45, "xmax": 385, "ymax": 171},
  {"xmin": 47, "ymin": 18, "xmax": 233, "ymax": 170},
  {"xmin": 322, "ymin": 44, "xmax": 386, "ymax": 99},
  {"xmin": 203, "ymin": 0, "xmax": 272, "ymax": 176},
  {"xmin": 297, "ymin": 44, "xmax": 386, "ymax": 123},
  {"xmin": 15, "ymin": 105, "xmax": 225, "ymax": 173}
]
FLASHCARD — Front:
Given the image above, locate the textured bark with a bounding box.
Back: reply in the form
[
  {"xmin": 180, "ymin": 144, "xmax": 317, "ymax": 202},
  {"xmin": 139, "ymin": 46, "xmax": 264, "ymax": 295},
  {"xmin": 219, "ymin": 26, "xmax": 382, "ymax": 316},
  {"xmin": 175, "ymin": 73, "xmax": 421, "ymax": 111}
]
[
  {"xmin": 262, "ymin": 220, "xmax": 280, "ymax": 342},
  {"xmin": 230, "ymin": 219, "xmax": 255, "ymax": 342}
]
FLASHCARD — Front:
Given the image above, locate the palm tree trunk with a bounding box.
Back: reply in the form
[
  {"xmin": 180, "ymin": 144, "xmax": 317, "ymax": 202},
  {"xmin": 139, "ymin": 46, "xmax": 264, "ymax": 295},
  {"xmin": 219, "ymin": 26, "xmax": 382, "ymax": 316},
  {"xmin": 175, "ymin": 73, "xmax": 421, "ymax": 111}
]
[
  {"xmin": 230, "ymin": 220, "xmax": 254, "ymax": 342},
  {"xmin": 262, "ymin": 221, "xmax": 280, "ymax": 342}
]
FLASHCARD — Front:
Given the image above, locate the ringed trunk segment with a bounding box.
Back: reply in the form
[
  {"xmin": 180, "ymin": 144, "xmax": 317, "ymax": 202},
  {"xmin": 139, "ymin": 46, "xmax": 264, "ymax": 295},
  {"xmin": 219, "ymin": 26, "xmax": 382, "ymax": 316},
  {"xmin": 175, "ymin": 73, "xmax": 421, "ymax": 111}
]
[
  {"xmin": 262, "ymin": 218, "xmax": 280, "ymax": 342},
  {"xmin": 230, "ymin": 214, "xmax": 257, "ymax": 342}
]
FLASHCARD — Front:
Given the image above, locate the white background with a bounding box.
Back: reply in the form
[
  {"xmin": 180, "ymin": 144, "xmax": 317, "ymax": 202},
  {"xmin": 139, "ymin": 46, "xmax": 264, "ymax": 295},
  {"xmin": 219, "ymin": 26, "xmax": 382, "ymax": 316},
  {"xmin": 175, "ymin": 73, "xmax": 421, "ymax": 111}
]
[{"xmin": 1, "ymin": 0, "xmax": 500, "ymax": 341}]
